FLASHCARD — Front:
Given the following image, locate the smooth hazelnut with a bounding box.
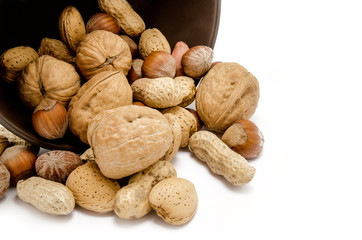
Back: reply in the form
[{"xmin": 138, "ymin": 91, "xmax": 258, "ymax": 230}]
[
  {"xmin": 172, "ymin": 41, "xmax": 189, "ymax": 76},
  {"xmin": 181, "ymin": 45, "xmax": 213, "ymax": 79},
  {"xmin": 142, "ymin": 51, "xmax": 176, "ymax": 79},
  {"xmin": 0, "ymin": 145, "xmax": 37, "ymax": 185},
  {"xmin": 86, "ymin": 13, "xmax": 120, "ymax": 34},
  {"xmin": 32, "ymin": 98, "xmax": 68, "ymax": 140},
  {"xmin": 221, "ymin": 119, "xmax": 264, "ymax": 159}
]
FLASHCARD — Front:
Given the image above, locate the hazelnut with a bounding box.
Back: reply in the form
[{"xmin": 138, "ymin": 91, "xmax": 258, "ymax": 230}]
[
  {"xmin": 120, "ymin": 35, "xmax": 138, "ymax": 59},
  {"xmin": 181, "ymin": 45, "xmax": 213, "ymax": 79},
  {"xmin": 0, "ymin": 145, "xmax": 37, "ymax": 185},
  {"xmin": 0, "ymin": 163, "xmax": 10, "ymax": 199},
  {"xmin": 142, "ymin": 51, "xmax": 176, "ymax": 79},
  {"xmin": 86, "ymin": 13, "xmax": 120, "ymax": 34},
  {"xmin": 221, "ymin": 119, "xmax": 264, "ymax": 159},
  {"xmin": 127, "ymin": 58, "xmax": 144, "ymax": 84},
  {"xmin": 133, "ymin": 101, "xmax": 146, "ymax": 106},
  {"xmin": 35, "ymin": 150, "xmax": 83, "ymax": 183},
  {"xmin": 32, "ymin": 98, "xmax": 68, "ymax": 140},
  {"xmin": 171, "ymin": 41, "xmax": 189, "ymax": 76}
]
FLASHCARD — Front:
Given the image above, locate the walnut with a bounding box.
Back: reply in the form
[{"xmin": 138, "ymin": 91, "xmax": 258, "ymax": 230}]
[
  {"xmin": 195, "ymin": 62, "xmax": 260, "ymax": 132},
  {"xmin": 68, "ymin": 71, "xmax": 133, "ymax": 144},
  {"xmin": 75, "ymin": 30, "xmax": 132, "ymax": 81},
  {"xmin": 18, "ymin": 55, "xmax": 81, "ymax": 109}
]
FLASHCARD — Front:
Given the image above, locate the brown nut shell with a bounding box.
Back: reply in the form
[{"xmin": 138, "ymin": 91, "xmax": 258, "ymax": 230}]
[
  {"xmin": 142, "ymin": 51, "xmax": 176, "ymax": 79},
  {"xmin": 87, "ymin": 105, "xmax": 173, "ymax": 179},
  {"xmin": 149, "ymin": 177, "xmax": 198, "ymax": 225},
  {"xmin": 38, "ymin": 38, "xmax": 74, "ymax": 64},
  {"xmin": 0, "ymin": 163, "xmax": 10, "ymax": 199},
  {"xmin": 66, "ymin": 161, "xmax": 120, "ymax": 213},
  {"xmin": 86, "ymin": 13, "xmax": 120, "ymax": 34},
  {"xmin": 98, "ymin": 0, "xmax": 145, "ymax": 37},
  {"xmin": 35, "ymin": 150, "xmax": 83, "ymax": 183},
  {"xmin": 18, "ymin": 55, "xmax": 81, "ymax": 109},
  {"xmin": 68, "ymin": 71, "xmax": 133, "ymax": 144},
  {"xmin": 172, "ymin": 41, "xmax": 189, "ymax": 77},
  {"xmin": 120, "ymin": 35, "xmax": 138, "ymax": 58},
  {"xmin": 138, "ymin": 28, "xmax": 171, "ymax": 59},
  {"xmin": 0, "ymin": 46, "xmax": 39, "ymax": 84},
  {"xmin": 58, "ymin": 5, "xmax": 86, "ymax": 53},
  {"xmin": 75, "ymin": 30, "xmax": 132, "ymax": 80},
  {"xmin": 182, "ymin": 45, "xmax": 213, "ymax": 79},
  {"xmin": 195, "ymin": 62, "xmax": 260, "ymax": 132}
]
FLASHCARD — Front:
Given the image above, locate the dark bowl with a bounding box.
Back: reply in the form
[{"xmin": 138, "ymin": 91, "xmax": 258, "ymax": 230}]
[{"xmin": 0, "ymin": 0, "xmax": 221, "ymax": 153}]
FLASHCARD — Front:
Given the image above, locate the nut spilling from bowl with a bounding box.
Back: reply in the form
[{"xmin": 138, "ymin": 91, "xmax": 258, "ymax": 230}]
[{"xmin": 0, "ymin": 0, "xmax": 264, "ymax": 226}]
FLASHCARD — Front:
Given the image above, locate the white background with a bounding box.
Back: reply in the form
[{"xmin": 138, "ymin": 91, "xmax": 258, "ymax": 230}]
[{"xmin": 1, "ymin": 0, "xmax": 362, "ymax": 239}]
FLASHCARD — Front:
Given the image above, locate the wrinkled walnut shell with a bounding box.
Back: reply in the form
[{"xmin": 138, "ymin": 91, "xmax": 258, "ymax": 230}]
[{"xmin": 195, "ymin": 62, "xmax": 260, "ymax": 132}]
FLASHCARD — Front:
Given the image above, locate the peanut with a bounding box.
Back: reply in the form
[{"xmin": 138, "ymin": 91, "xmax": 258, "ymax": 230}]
[
  {"xmin": 16, "ymin": 176, "xmax": 75, "ymax": 215},
  {"xmin": 160, "ymin": 113, "xmax": 182, "ymax": 162},
  {"xmin": 113, "ymin": 161, "xmax": 177, "ymax": 219},
  {"xmin": 188, "ymin": 131, "xmax": 256, "ymax": 185}
]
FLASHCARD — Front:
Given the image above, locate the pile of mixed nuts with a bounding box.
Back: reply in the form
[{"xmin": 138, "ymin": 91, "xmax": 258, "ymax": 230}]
[{"xmin": 0, "ymin": 0, "xmax": 264, "ymax": 226}]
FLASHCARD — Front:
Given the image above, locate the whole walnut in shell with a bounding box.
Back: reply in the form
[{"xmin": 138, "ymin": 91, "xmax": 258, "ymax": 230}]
[
  {"xmin": 18, "ymin": 55, "xmax": 81, "ymax": 109},
  {"xmin": 87, "ymin": 105, "xmax": 173, "ymax": 179},
  {"xmin": 195, "ymin": 62, "xmax": 260, "ymax": 132},
  {"xmin": 75, "ymin": 30, "xmax": 132, "ymax": 80},
  {"xmin": 68, "ymin": 71, "xmax": 133, "ymax": 144}
]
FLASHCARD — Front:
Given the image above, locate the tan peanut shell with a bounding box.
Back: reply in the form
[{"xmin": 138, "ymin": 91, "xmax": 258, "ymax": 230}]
[
  {"xmin": 75, "ymin": 30, "xmax": 132, "ymax": 80},
  {"xmin": 87, "ymin": 105, "xmax": 173, "ymax": 179},
  {"xmin": 196, "ymin": 62, "xmax": 260, "ymax": 132},
  {"xmin": 98, "ymin": 0, "xmax": 145, "ymax": 37},
  {"xmin": 131, "ymin": 77, "xmax": 183, "ymax": 108},
  {"xmin": 17, "ymin": 176, "xmax": 75, "ymax": 215},
  {"xmin": 138, "ymin": 28, "xmax": 171, "ymax": 59},
  {"xmin": 161, "ymin": 106, "xmax": 198, "ymax": 147},
  {"xmin": 0, "ymin": 163, "xmax": 10, "ymax": 199},
  {"xmin": 66, "ymin": 161, "xmax": 120, "ymax": 213},
  {"xmin": 174, "ymin": 76, "xmax": 196, "ymax": 107},
  {"xmin": 149, "ymin": 177, "xmax": 198, "ymax": 225},
  {"xmin": 18, "ymin": 55, "xmax": 81, "ymax": 109},
  {"xmin": 58, "ymin": 5, "xmax": 86, "ymax": 53},
  {"xmin": 38, "ymin": 38, "xmax": 74, "ymax": 63},
  {"xmin": 188, "ymin": 131, "xmax": 256, "ymax": 186},
  {"xmin": 160, "ymin": 114, "xmax": 182, "ymax": 162},
  {"xmin": 113, "ymin": 161, "xmax": 177, "ymax": 219},
  {"xmin": 0, "ymin": 46, "xmax": 39, "ymax": 84},
  {"xmin": 68, "ymin": 71, "xmax": 133, "ymax": 144}
]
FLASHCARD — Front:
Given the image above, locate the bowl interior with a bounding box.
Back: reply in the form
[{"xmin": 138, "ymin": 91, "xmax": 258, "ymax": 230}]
[{"xmin": 0, "ymin": 0, "xmax": 220, "ymax": 153}]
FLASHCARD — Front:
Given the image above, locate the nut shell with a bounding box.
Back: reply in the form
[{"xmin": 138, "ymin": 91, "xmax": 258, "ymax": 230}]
[
  {"xmin": 138, "ymin": 28, "xmax": 171, "ymax": 59},
  {"xmin": 75, "ymin": 30, "xmax": 132, "ymax": 80},
  {"xmin": 17, "ymin": 176, "xmax": 75, "ymax": 215},
  {"xmin": 0, "ymin": 163, "xmax": 10, "ymax": 199},
  {"xmin": 35, "ymin": 150, "xmax": 83, "ymax": 183},
  {"xmin": 58, "ymin": 5, "xmax": 86, "ymax": 53},
  {"xmin": 87, "ymin": 105, "xmax": 173, "ymax": 179},
  {"xmin": 0, "ymin": 46, "xmax": 39, "ymax": 84},
  {"xmin": 195, "ymin": 62, "xmax": 260, "ymax": 132},
  {"xmin": 68, "ymin": 71, "xmax": 133, "ymax": 144},
  {"xmin": 66, "ymin": 161, "xmax": 120, "ymax": 212},
  {"xmin": 182, "ymin": 45, "xmax": 213, "ymax": 79},
  {"xmin": 142, "ymin": 51, "xmax": 176, "ymax": 79},
  {"xmin": 38, "ymin": 38, "xmax": 74, "ymax": 64},
  {"xmin": 86, "ymin": 13, "xmax": 120, "ymax": 34},
  {"xmin": 98, "ymin": 0, "xmax": 145, "ymax": 37},
  {"xmin": 18, "ymin": 55, "xmax": 81, "ymax": 109},
  {"xmin": 149, "ymin": 177, "xmax": 198, "ymax": 225},
  {"xmin": 172, "ymin": 41, "xmax": 189, "ymax": 76}
]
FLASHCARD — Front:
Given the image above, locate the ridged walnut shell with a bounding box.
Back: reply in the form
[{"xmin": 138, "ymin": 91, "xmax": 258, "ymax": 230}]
[
  {"xmin": 18, "ymin": 55, "xmax": 81, "ymax": 109},
  {"xmin": 68, "ymin": 71, "xmax": 133, "ymax": 144},
  {"xmin": 58, "ymin": 5, "xmax": 86, "ymax": 53},
  {"xmin": 87, "ymin": 105, "xmax": 173, "ymax": 179},
  {"xmin": 195, "ymin": 62, "xmax": 260, "ymax": 132},
  {"xmin": 75, "ymin": 30, "xmax": 132, "ymax": 80}
]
